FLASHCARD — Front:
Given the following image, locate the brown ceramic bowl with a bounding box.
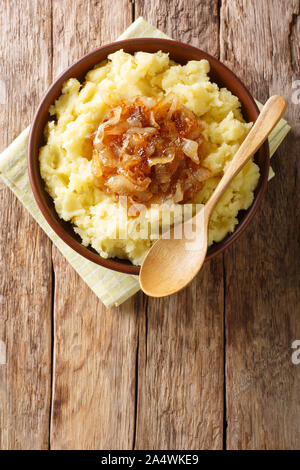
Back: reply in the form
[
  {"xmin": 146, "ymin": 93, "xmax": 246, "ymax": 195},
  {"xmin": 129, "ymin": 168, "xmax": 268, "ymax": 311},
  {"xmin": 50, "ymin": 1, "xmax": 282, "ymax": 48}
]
[{"xmin": 28, "ymin": 38, "xmax": 269, "ymax": 275}]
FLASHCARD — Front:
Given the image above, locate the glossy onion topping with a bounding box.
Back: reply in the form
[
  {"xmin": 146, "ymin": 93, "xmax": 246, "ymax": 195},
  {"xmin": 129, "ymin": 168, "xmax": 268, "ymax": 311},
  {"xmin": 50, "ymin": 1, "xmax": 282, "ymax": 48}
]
[{"xmin": 92, "ymin": 94, "xmax": 211, "ymax": 205}]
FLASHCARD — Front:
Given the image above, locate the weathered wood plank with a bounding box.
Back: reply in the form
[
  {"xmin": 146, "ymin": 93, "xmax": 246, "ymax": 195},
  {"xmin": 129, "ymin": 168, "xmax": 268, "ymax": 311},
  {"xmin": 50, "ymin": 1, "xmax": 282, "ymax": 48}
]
[
  {"xmin": 50, "ymin": 0, "xmax": 136, "ymax": 450},
  {"xmin": 220, "ymin": 0, "xmax": 300, "ymax": 449},
  {"xmin": 135, "ymin": 0, "xmax": 220, "ymax": 56},
  {"xmin": 134, "ymin": 261, "xmax": 224, "ymax": 450},
  {"xmin": 51, "ymin": 253, "xmax": 138, "ymax": 449},
  {"xmin": 0, "ymin": 0, "xmax": 53, "ymax": 450},
  {"xmin": 134, "ymin": 0, "xmax": 224, "ymax": 450}
]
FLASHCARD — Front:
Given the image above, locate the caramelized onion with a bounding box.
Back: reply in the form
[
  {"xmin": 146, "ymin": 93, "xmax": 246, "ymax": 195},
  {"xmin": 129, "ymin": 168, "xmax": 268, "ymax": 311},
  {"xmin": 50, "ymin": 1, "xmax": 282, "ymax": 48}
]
[
  {"xmin": 181, "ymin": 138, "xmax": 199, "ymax": 163},
  {"xmin": 148, "ymin": 149, "xmax": 175, "ymax": 167},
  {"xmin": 106, "ymin": 175, "xmax": 150, "ymax": 194},
  {"xmin": 94, "ymin": 107, "xmax": 122, "ymax": 145},
  {"xmin": 126, "ymin": 127, "xmax": 157, "ymax": 134},
  {"xmin": 155, "ymin": 164, "xmax": 171, "ymax": 184},
  {"xmin": 173, "ymin": 182, "xmax": 184, "ymax": 203},
  {"xmin": 149, "ymin": 110, "xmax": 159, "ymax": 128},
  {"xmin": 194, "ymin": 167, "xmax": 212, "ymax": 182},
  {"xmin": 92, "ymin": 95, "xmax": 211, "ymax": 205}
]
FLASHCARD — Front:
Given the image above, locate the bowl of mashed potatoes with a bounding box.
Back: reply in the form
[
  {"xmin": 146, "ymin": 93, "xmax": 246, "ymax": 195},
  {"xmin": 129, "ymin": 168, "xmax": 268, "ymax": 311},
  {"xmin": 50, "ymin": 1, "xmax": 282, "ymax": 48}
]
[{"xmin": 28, "ymin": 38, "xmax": 269, "ymax": 275}]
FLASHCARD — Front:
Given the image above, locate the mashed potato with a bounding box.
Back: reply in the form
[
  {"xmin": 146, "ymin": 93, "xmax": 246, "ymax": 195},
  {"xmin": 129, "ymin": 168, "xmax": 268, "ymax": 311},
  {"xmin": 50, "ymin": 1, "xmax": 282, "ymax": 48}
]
[{"xmin": 39, "ymin": 50, "xmax": 259, "ymax": 265}]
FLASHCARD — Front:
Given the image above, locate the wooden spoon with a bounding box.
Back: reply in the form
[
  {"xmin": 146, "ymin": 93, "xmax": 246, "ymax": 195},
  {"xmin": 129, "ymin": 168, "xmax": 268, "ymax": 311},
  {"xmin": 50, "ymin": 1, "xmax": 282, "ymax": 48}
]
[{"xmin": 139, "ymin": 95, "xmax": 286, "ymax": 297}]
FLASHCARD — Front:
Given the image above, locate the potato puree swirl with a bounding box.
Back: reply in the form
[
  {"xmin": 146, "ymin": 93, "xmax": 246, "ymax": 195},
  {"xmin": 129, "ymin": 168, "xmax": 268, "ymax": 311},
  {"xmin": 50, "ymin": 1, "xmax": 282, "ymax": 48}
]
[{"xmin": 39, "ymin": 50, "xmax": 259, "ymax": 265}]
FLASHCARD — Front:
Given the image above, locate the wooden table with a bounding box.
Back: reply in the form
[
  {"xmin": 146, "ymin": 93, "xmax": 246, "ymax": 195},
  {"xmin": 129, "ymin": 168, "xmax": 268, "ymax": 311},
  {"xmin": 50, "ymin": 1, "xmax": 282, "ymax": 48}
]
[{"xmin": 0, "ymin": 0, "xmax": 299, "ymax": 450}]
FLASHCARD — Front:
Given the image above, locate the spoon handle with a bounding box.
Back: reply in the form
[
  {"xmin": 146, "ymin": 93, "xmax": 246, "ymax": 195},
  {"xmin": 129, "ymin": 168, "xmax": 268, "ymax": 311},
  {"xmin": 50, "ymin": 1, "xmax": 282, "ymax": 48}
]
[{"xmin": 205, "ymin": 95, "xmax": 286, "ymax": 215}]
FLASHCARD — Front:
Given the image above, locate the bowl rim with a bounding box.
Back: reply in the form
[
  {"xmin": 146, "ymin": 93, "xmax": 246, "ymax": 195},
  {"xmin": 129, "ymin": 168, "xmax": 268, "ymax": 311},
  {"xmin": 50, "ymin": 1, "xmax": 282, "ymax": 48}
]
[{"xmin": 27, "ymin": 37, "xmax": 270, "ymax": 275}]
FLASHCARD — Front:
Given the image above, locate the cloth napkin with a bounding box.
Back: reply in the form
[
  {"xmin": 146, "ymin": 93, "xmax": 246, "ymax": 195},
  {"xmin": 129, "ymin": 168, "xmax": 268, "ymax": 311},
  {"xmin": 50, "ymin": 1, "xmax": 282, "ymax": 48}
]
[{"xmin": 0, "ymin": 17, "xmax": 291, "ymax": 307}]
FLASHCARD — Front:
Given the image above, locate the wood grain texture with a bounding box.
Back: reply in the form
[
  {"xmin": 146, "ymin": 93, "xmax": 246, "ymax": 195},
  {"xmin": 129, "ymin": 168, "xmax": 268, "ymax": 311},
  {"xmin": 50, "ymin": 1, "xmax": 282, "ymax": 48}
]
[
  {"xmin": 52, "ymin": 0, "xmax": 132, "ymax": 77},
  {"xmin": 220, "ymin": 0, "xmax": 300, "ymax": 450},
  {"xmin": 135, "ymin": 0, "xmax": 220, "ymax": 57},
  {"xmin": 1, "ymin": 0, "xmax": 299, "ymax": 451},
  {"xmin": 51, "ymin": 252, "xmax": 138, "ymax": 449},
  {"xmin": 134, "ymin": 262, "xmax": 224, "ymax": 450},
  {"xmin": 134, "ymin": 0, "xmax": 224, "ymax": 450},
  {"xmin": 50, "ymin": 0, "xmax": 136, "ymax": 450},
  {"xmin": 0, "ymin": 0, "xmax": 53, "ymax": 449}
]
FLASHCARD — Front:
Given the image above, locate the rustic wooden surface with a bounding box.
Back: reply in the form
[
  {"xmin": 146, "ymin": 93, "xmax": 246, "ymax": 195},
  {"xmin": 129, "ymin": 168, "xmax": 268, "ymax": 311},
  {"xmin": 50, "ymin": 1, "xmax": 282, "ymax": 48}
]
[
  {"xmin": 0, "ymin": 0, "xmax": 299, "ymax": 450},
  {"xmin": 0, "ymin": 0, "xmax": 53, "ymax": 450}
]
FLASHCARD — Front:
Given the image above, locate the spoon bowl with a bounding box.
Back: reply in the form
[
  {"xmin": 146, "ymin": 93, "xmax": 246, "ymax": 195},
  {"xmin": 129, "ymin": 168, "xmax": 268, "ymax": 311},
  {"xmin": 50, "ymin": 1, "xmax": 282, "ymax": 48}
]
[{"xmin": 140, "ymin": 209, "xmax": 209, "ymax": 297}]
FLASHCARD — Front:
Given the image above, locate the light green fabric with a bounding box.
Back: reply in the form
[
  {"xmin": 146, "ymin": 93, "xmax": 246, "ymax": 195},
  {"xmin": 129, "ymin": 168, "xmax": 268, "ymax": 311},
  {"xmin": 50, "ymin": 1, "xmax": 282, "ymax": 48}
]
[{"xmin": 0, "ymin": 17, "xmax": 290, "ymax": 307}]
